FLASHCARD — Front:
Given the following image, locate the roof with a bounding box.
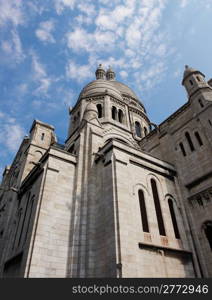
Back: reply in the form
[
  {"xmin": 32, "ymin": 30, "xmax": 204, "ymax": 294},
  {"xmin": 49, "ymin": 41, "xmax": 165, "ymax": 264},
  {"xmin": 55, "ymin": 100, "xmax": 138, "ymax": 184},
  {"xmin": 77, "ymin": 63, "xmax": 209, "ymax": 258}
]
[{"xmin": 78, "ymin": 79, "xmax": 143, "ymax": 105}]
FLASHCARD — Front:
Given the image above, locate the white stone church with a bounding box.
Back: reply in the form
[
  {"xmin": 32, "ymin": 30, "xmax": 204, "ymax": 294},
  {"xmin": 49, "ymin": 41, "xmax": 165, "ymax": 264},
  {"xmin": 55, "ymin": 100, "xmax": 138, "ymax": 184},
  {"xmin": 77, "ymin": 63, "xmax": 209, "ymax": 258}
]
[{"xmin": 0, "ymin": 64, "xmax": 212, "ymax": 277}]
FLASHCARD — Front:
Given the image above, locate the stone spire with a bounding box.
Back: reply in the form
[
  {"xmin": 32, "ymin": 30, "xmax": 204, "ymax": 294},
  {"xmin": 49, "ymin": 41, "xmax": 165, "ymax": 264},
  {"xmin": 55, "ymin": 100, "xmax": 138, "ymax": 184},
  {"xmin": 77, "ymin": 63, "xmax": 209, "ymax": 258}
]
[
  {"xmin": 106, "ymin": 66, "xmax": 115, "ymax": 80},
  {"xmin": 95, "ymin": 64, "xmax": 106, "ymax": 80}
]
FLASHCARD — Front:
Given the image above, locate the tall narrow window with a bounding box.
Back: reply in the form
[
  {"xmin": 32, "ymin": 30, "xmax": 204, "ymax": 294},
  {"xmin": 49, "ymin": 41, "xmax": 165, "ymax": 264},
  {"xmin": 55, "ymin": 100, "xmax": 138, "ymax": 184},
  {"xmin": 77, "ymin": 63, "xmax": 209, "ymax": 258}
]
[
  {"xmin": 198, "ymin": 99, "xmax": 204, "ymax": 108},
  {"xmin": 118, "ymin": 109, "xmax": 123, "ymax": 123},
  {"xmin": 208, "ymin": 120, "xmax": 212, "ymax": 126},
  {"xmin": 189, "ymin": 80, "xmax": 193, "ymax": 86},
  {"xmin": 179, "ymin": 142, "xmax": 186, "ymax": 157},
  {"xmin": 135, "ymin": 121, "xmax": 142, "ymax": 138},
  {"xmin": 41, "ymin": 133, "xmax": 45, "ymax": 141},
  {"xmin": 185, "ymin": 132, "xmax": 195, "ymax": 152},
  {"xmin": 23, "ymin": 196, "xmax": 35, "ymax": 245},
  {"xmin": 168, "ymin": 199, "xmax": 180, "ymax": 239},
  {"xmin": 204, "ymin": 222, "xmax": 212, "ymax": 250},
  {"xmin": 196, "ymin": 76, "xmax": 201, "ymax": 82},
  {"xmin": 112, "ymin": 106, "xmax": 117, "ymax": 120},
  {"xmin": 144, "ymin": 127, "xmax": 148, "ymax": 136},
  {"xmin": 151, "ymin": 179, "xmax": 166, "ymax": 236},
  {"xmin": 138, "ymin": 190, "xmax": 149, "ymax": 233},
  {"xmin": 18, "ymin": 193, "xmax": 31, "ymax": 247},
  {"xmin": 195, "ymin": 131, "xmax": 203, "ymax": 146},
  {"xmin": 97, "ymin": 104, "xmax": 103, "ymax": 118}
]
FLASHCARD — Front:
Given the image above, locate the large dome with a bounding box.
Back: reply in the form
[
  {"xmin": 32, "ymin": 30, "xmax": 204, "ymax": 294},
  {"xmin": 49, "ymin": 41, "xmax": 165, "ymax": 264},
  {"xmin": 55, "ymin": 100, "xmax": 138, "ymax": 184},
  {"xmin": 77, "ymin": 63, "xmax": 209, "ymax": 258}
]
[
  {"xmin": 77, "ymin": 65, "xmax": 144, "ymax": 108},
  {"xmin": 78, "ymin": 79, "xmax": 142, "ymax": 104},
  {"xmin": 78, "ymin": 79, "xmax": 123, "ymax": 101}
]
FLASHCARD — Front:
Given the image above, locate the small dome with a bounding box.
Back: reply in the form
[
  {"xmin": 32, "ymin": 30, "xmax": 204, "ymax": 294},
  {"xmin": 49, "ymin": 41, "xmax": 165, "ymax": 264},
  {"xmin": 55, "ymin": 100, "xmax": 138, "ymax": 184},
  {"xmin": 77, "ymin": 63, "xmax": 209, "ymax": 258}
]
[
  {"xmin": 106, "ymin": 66, "xmax": 115, "ymax": 80},
  {"xmin": 95, "ymin": 64, "xmax": 106, "ymax": 80},
  {"xmin": 183, "ymin": 65, "xmax": 197, "ymax": 78}
]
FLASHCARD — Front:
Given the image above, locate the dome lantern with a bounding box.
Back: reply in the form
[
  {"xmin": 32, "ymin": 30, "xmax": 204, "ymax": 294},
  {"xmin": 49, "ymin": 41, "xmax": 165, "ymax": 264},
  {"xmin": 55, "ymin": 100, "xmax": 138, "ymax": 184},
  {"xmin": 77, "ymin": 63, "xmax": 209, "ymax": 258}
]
[
  {"xmin": 106, "ymin": 66, "xmax": 115, "ymax": 80},
  {"xmin": 95, "ymin": 64, "xmax": 106, "ymax": 80}
]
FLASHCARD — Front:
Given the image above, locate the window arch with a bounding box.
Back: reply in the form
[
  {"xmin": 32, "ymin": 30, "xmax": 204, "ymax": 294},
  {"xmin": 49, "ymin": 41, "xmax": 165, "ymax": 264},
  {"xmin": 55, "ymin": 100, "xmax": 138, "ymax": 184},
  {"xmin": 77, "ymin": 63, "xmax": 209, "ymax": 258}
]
[
  {"xmin": 179, "ymin": 142, "xmax": 186, "ymax": 157},
  {"xmin": 151, "ymin": 179, "xmax": 166, "ymax": 236},
  {"xmin": 135, "ymin": 121, "xmax": 142, "ymax": 138},
  {"xmin": 168, "ymin": 199, "xmax": 180, "ymax": 239},
  {"xmin": 185, "ymin": 132, "xmax": 195, "ymax": 152},
  {"xmin": 112, "ymin": 106, "xmax": 117, "ymax": 120},
  {"xmin": 138, "ymin": 190, "xmax": 149, "ymax": 233},
  {"xmin": 97, "ymin": 104, "xmax": 103, "ymax": 118},
  {"xmin": 194, "ymin": 131, "xmax": 203, "ymax": 146},
  {"xmin": 203, "ymin": 221, "xmax": 212, "ymax": 250},
  {"xmin": 118, "ymin": 109, "xmax": 123, "ymax": 123}
]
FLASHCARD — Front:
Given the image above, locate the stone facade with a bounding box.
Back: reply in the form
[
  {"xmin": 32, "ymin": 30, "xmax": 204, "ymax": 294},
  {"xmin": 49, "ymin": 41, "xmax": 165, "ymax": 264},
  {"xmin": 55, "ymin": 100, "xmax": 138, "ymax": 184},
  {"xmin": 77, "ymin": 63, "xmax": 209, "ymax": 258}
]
[{"xmin": 0, "ymin": 65, "xmax": 211, "ymax": 277}]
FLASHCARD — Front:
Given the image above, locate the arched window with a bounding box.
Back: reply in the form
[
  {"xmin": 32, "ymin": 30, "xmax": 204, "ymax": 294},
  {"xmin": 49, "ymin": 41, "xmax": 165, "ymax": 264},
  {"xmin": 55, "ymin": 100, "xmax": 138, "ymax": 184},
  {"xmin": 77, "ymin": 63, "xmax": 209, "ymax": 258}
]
[
  {"xmin": 97, "ymin": 104, "xmax": 103, "ymax": 118},
  {"xmin": 118, "ymin": 109, "xmax": 123, "ymax": 123},
  {"xmin": 144, "ymin": 127, "xmax": 148, "ymax": 136},
  {"xmin": 151, "ymin": 179, "xmax": 166, "ymax": 236},
  {"xmin": 112, "ymin": 106, "xmax": 117, "ymax": 120},
  {"xmin": 179, "ymin": 142, "xmax": 186, "ymax": 157},
  {"xmin": 138, "ymin": 190, "xmax": 149, "ymax": 233},
  {"xmin": 168, "ymin": 199, "xmax": 180, "ymax": 239},
  {"xmin": 198, "ymin": 99, "xmax": 204, "ymax": 108},
  {"xmin": 41, "ymin": 133, "xmax": 45, "ymax": 141},
  {"xmin": 196, "ymin": 76, "xmax": 201, "ymax": 82},
  {"xmin": 204, "ymin": 221, "xmax": 212, "ymax": 250},
  {"xmin": 189, "ymin": 79, "xmax": 193, "ymax": 86},
  {"xmin": 195, "ymin": 131, "xmax": 203, "ymax": 146},
  {"xmin": 135, "ymin": 121, "xmax": 142, "ymax": 138},
  {"xmin": 185, "ymin": 132, "xmax": 195, "ymax": 152}
]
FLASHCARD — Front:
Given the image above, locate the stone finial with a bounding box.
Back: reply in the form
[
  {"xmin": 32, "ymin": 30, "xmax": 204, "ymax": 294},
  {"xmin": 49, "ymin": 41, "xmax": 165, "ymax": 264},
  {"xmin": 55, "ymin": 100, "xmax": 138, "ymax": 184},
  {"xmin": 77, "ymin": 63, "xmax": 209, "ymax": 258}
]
[
  {"xmin": 106, "ymin": 66, "xmax": 115, "ymax": 80},
  {"xmin": 95, "ymin": 64, "xmax": 106, "ymax": 80}
]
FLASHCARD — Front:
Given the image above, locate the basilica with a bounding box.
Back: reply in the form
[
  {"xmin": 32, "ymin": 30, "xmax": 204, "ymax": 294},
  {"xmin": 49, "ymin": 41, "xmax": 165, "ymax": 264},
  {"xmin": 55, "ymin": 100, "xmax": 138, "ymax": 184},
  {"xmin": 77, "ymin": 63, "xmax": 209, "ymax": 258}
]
[{"xmin": 0, "ymin": 64, "xmax": 212, "ymax": 277}]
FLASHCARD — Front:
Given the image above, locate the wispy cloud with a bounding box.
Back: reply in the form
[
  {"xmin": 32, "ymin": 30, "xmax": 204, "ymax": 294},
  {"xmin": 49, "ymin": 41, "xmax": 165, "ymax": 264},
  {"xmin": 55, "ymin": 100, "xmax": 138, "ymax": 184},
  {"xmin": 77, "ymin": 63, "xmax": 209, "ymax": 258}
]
[
  {"xmin": 1, "ymin": 29, "xmax": 25, "ymax": 64},
  {"xmin": 0, "ymin": 111, "xmax": 25, "ymax": 153},
  {"xmin": 54, "ymin": 0, "xmax": 76, "ymax": 14},
  {"xmin": 65, "ymin": 0, "xmax": 170, "ymax": 90},
  {"xmin": 35, "ymin": 20, "xmax": 56, "ymax": 43},
  {"xmin": 31, "ymin": 51, "xmax": 52, "ymax": 96},
  {"xmin": 66, "ymin": 60, "xmax": 93, "ymax": 83},
  {"xmin": 0, "ymin": 0, "xmax": 25, "ymax": 27}
]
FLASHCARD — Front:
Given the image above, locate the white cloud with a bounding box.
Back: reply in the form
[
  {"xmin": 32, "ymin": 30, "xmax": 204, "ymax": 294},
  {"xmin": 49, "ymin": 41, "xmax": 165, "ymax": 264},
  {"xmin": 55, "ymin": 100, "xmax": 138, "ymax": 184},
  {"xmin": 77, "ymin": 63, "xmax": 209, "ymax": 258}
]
[
  {"xmin": 4, "ymin": 124, "xmax": 25, "ymax": 152},
  {"xmin": 180, "ymin": 0, "xmax": 189, "ymax": 8},
  {"xmin": 67, "ymin": 27, "xmax": 116, "ymax": 53},
  {"xmin": 120, "ymin": 70, "xmax": 128, "ymax": 79},
  {"xmin": 66, "ymin": 60, "xmax": 93, "ymax": 82},
  {"xmin": 0, "ymin": 0, "xmax": 24, "ymax": 27},
  {"xmin": 54, "ymin": 0, "xmax": 76, "ymax": 14},
  {"xmin": 64, "ymin": 0, "xmax": 170, "ymax": 91},
  {"xmin": 35, "ymin": 20, "xmax": 55, "ymax": 43},
  {"xmin": 31, "ymin": 52, "xmax": 52, "ymax": 95},
  {"xmin": 0, "ymin": 111, "xmax": 25, "ymax": 153},
  {"xmin": 1, "ymin": 30, "xmax": 25, "ymax": 63}
]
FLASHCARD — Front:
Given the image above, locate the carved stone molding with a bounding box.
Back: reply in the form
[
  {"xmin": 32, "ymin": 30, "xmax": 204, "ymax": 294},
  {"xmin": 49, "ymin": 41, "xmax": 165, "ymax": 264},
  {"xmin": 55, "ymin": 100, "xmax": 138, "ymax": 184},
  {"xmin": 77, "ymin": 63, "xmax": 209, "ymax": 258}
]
[{"xmin": 188, "ymin": 187, "xmax": 212, "ymax": 208}]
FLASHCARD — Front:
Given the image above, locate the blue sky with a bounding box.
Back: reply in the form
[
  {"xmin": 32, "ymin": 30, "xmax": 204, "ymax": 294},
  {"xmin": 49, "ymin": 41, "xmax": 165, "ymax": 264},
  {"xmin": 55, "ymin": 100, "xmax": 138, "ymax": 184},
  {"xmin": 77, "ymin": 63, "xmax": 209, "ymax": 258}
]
[{"xmin": 0, "ymin": 0, "xmax": 212, "ymax": 177}]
